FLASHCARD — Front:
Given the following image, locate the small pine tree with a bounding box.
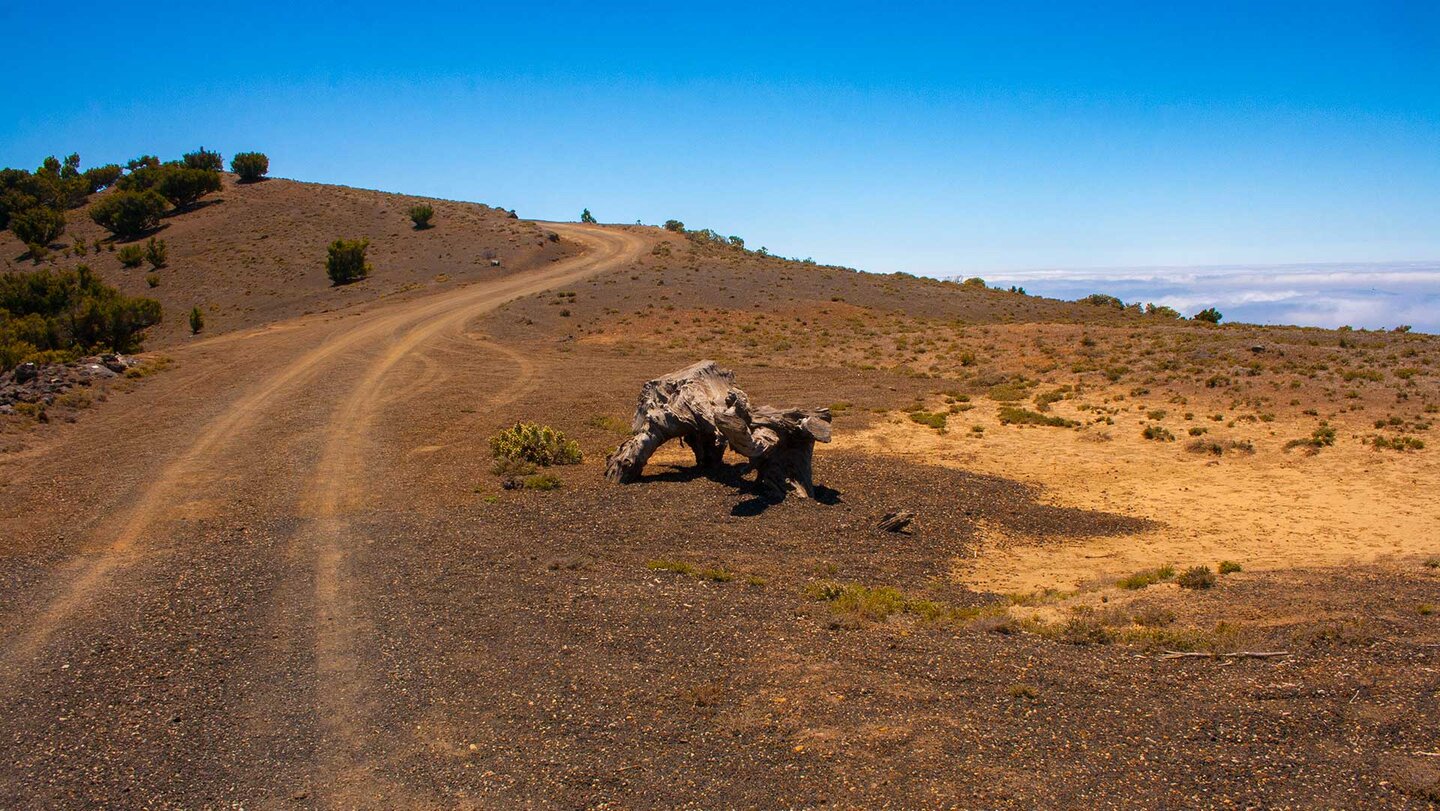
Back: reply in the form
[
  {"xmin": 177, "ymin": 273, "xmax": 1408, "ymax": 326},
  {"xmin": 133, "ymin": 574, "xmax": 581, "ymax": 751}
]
[
  {"xmin": 188, "ymin": 306, "xmax": 204, "ymax": 335},
  {"xmin": 663, "ymin": 219, "xmax": 685, "ymax": 232},
  {"xmin": 155, "ymin": 166, "xmax": 222, "ymax": 209},
  {"xmin": 144, "ymin": 237, "xmax": 167, "ymax": 269},
  {"xmin": 580, "ymin": 208, "xmax": 597, "ymax": 224},
  {"xmin": 408, "ymin": 203, "xmax": 434, "ymax": 229},
  {"xmin": 326, "ymin": 238, "xmax": 372, "ymax": 285},
  {"xmin": 229, "ymin": 152, "xmax": 269, "ymax": 182},
  {"xmin": 1193, "ymin": 307, "xmax": 1223, "ymax": 324}
]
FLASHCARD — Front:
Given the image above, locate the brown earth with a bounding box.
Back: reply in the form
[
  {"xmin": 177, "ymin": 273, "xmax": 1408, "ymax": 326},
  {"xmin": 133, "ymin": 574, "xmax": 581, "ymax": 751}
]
[{"xmin": 1, "ymin": 178, "xmax": 1439, "ymax": 808}]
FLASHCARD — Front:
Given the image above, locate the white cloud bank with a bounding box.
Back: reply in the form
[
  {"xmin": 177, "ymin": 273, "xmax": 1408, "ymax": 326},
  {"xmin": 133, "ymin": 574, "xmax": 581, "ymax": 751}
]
[{"xmin": 979, "ymin": 261, "xmax": 1440, "ymax": 333}]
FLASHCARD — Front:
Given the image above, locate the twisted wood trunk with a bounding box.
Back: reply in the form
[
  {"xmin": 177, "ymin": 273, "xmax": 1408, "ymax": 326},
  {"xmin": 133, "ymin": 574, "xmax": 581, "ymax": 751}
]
[{"xmin": 604, "ymin": 360, "xmax": 831, "ymax": 498}]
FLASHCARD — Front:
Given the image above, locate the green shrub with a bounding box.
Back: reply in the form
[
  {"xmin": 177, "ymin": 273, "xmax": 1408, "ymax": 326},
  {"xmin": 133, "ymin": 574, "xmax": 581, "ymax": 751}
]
[
  {"xmin": 1218, "ymin": 560, "xmax": 1243, "ymax": 574},
  {"xmin": 489, "ymin": 422, "xmax": 582, "ymax": 466},
  {"xmin": 407, "ymin": 204, "xmax": 434, "ymax": 229},
  {"xmin": 1079, "ymin": 293, "xmax": 1124, "ymax": 309},
  {"xmin": 580, "ymin": 208, "xmax": 597, "ymax": 224},
  {"xmin": 89, "ymin": 189, "xmax": 168, "ymax": 238},
  {"xmin": 117, "ymin": 244, "xmax": 145, "ymax": 268},
  {"xmin": 188, "ymin": 306, "xmax": 204, "ymax": 335},
  {"xmin": 908, "ymin": 410, "xmax": 947, "ymax": 432},
  {"xmin": 326, "ymin": 238, "xmax": 371, "ymax": 285},
  {"xmin": 1176, "ymin": 566, "xmax": 1217, "ymax": 589},
  {"xmin": 1193, "ymin": 307, "xmax": 1223, "ymax": 324},
  {"xmin": 663, "ymin": 219, "xmax": 685, "ymax": 232},
  {"xmin": 146, "ymin": 274, "xmax": 159, "ymax": 288},
  {"xmin": 229, "ymin": 151, "xmax": 269, "ymax": 182},
  {"xmin": 155, "ymin": 166, "xmax": 222, "ymax": 208},
  {"xmin": 182, "ymin": 147, "xmax": 223, "ymax": 172},
  {"xmin": 144, "ymin": 237, "xmax": 167, "ymax": 269},
  {"xmin": 1284, "ymin": 423, "xmax": 1337, "ymax": 453},
  {"xmin": 10, "ymin": 207, "xmax": 66, "ymax": 246}
]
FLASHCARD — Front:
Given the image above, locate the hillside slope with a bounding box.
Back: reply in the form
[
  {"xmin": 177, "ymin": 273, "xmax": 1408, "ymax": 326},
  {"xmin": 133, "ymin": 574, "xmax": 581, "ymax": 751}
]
[{"xmin": 0, "ymin": 175, "xmax": 576, "ymax": 347}]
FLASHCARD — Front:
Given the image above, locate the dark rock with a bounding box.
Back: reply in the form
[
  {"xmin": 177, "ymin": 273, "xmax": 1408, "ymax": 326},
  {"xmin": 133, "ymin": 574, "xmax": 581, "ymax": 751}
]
[{"xmin": 14, "ymin": 362, "xmax": 38, "ymax": 383}]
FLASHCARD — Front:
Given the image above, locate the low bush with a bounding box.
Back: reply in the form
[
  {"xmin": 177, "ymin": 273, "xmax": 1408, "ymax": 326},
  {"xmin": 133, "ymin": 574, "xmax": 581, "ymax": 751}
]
[
  {"xmin": 1142, "ymin": 424, "xmax": 1176, "ymax": 442},
  {"xmin": 1185, "ymin": 438, "xmax": 1254, "ymax": 456},
  {"xmin": 522, "ymin": 473, "xmax": 563, "ymax": 491},
  {"xmin": 325, "ymin": 238, "xmax": 371, "ymax": 285},
  {"xmin": 663, "ymin": 219, "xmax": 685, "ymax": 232},
  {"xmin": 1176, "ymin": 565, "xmax": 1217, "ymax": 589},
  {"xmin": 1193, "ymin": 307, "xmax": 1223, "ymax": 324},
  {"xmin": 229, "ymin": 152, "xmax": 269, "ymax": 182},
  {"xmin": 489, "ymin": 422, "xmax": 583, "ymax": 466},
  {"xmin": 1371, "ymin": 434, "xmax": 1425, "ymax": 451},
  {"xmin": 647, "ymin": 559, "xmax": 733, "ymax": 582},
  {"xmin": 82, "ymin": 164, "xmax": 123, "ymax": 193},
  {"xmin": 580, "ymin": 208, "xmax": 597, "ymax": 224},
  {"xmin": 407, "ymin": 204, "xmax": 434, "ymax": 229},
  {"xmin": 89, "ymin": 189, "xmax": 168, "ymax": 238},
  {"xmin": 188, "ymin": 306, "xmax": 203, "ymax": 335},
  {"xmin": 908, "ymin": 410, "xmax": 947, "ymax": 432},
  {"xmin": 1284, "ymin": 423, "xmax": 1337, "ymax": 453},
  {"xmin": 1218, "ymin": 560, "xmax": 1243, "ymax": 574}
]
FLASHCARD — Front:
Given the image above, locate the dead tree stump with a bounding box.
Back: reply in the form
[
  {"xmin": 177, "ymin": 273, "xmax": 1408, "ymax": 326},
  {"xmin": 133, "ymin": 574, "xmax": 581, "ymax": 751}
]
[{"xmin": 604, "ymin": 360, "xmax": 832, "ymax": 498}]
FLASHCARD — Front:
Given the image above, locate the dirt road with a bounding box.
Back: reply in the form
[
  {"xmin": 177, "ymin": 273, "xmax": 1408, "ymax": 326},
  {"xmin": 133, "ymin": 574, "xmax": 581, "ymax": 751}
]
[{"xmin": 0, "ymin": 224, "xmax": 645, "ymax": 808}]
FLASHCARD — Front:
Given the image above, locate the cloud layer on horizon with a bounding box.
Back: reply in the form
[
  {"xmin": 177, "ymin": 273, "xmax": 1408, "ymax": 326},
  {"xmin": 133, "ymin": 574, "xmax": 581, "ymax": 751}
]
[{"xmin": 979, "ymin": 261, "xmax": 1440, "ymax": 334}]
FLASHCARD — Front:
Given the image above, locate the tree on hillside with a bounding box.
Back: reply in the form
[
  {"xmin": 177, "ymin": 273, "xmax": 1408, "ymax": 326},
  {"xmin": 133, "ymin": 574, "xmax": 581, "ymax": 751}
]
[
  {"xmin": 183, "ymin": 147, "xmax": 224, "ymax": 172},
  {"xmin": 580, "ymin": 208, "xmax": 597, "ymax": 224},
  {"xmin": 408, "ymin": 204, "xmax": 434, "ymax": 229},
  {"xmin": 663, "ymin": 219, "xmax": 685, "ymax": 232},
  {"xmin": 189, "ymin": 306, "xmax": 204, "ymax": 335},
  {"xmin": 10, "ymin": 207, "xmax": 66, "ymax": 248},
  {"xmin": 230, "ymin": 152, "xmax": 269, "ymax": 182},
  {"xmin": 89, "ymin": 190, "xmax": 169, "ymax": 238},
  {"xmin": 155, "ymin": 166, "xmax": 222, "ymax": 209},
  {"xmin": 1193, "ymin": 307, "xmax": 1223, "ymax": 324}
]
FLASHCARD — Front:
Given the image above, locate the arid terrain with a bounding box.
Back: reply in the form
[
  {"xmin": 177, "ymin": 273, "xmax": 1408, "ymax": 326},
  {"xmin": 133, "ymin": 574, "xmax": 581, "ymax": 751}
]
[{"xmin": 1, "ymin": 176, "xmax": 1438, "ymax": 808}]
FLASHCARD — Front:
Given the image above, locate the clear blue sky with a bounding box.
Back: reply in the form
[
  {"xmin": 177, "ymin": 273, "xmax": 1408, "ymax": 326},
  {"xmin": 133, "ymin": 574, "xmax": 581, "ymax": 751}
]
[{"xmin": 2, "ymin": 1, "xmax": 1437, "ymax": 277}]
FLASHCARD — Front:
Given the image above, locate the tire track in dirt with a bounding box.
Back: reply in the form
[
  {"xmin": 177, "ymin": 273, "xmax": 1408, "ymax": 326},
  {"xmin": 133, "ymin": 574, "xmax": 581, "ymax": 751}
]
[{"xmin": 295, "ymin": 225, "xmax": 643, "ymax": 805}]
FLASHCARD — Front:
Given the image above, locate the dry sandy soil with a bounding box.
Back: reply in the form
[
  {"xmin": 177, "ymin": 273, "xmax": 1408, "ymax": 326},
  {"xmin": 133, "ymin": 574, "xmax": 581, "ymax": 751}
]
[{"xmin": 1, "ymin": 177, "xmax": 1438, "ymax": 808}]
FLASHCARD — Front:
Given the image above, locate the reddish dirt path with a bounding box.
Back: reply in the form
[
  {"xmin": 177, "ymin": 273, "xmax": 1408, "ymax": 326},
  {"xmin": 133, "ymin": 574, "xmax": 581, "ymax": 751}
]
[{"xmin": 0, "ymin": 224, "xmax": 645, "ymax": 808}]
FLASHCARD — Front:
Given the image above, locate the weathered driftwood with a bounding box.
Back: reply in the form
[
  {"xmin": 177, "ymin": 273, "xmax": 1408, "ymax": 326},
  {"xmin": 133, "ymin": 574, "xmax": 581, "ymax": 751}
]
[{"xmin": 604, "ymin": 360, "xmax": 832, "ymax": 498}]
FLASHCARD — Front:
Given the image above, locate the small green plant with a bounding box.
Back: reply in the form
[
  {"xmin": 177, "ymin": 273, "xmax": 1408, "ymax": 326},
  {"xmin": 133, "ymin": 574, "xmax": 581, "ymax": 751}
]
[
  {"xmin": 1424, "ymin": 559, "xmax": 1440, "ymax": 570},
  {"xmin": 1370, "ymin": 434, "xmax": 1425, "ymax": 452},
  {"xmin": 1284, "ymin": 423, "xmax": 1337, "ymax": 453},
  {"xmin": 146, "ymin": 274, "xmax": 159, "ymax": 288},
  {"xmin": 1117, "ymin": 565, "xmax": 1176, "ymax": 590},
  {"xmin": 117, "ymin": 244, "xmax": 145, "ymax": 268},
  {"xmin": 1176, "ymin": 565, "xmax": 1217, "ymax": 590},
  {"xmin": 580, "ymin": 208, "xmax": 597, "ymax": 224},
  {"xmin": 144, "ymin": 237, "xmax": 167, "ymax": 269},
  {"xmin": 1008, "ymin": 683, "xmax": 1039, "ymax": 701},
  {"xmin": 489, "ymin": 422, "xmax": 583, "ymax": 466},
  {"xmin": 1218, "ymin": 560, "xmax": 1243, "ymax": 574},
  {"xmin": 407, "ymin": 203, "xmax": 434, "ymax": 229},
  {"xmin": 188, "ymin": 306, "xmax": 204, "ymax": 335},
  {"xmin": 326, "ymin": 237, "xmax": 372, "ymax": 285},
  {"xmin": 1142, "ymin": 424, "xmax": 1176, "ymax": 442},
  {"xmin": 1419, "ymin": 604, "xmax": 1435, "ymax": 616},
  {"xmin": 230, "ymin": 151, "xmax": 269, "ymax": 182}
]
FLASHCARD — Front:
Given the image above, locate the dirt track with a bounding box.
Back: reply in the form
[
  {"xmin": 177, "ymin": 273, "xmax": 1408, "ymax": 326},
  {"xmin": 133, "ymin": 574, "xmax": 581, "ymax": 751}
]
[{"xmin": 0, "ymin": 224, "xmax": 644, "ymax": 807}]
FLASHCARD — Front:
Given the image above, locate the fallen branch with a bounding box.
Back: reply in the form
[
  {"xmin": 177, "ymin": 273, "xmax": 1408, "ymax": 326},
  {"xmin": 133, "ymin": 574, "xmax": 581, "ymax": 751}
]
[{"xmin": 1158, "ymin": 650, "xmax": 1290, "ymax": 661}]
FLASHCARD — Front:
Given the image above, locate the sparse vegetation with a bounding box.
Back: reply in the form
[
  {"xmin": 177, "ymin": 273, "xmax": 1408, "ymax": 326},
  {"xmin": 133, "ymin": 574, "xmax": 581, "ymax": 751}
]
[
  {"xmin": 1185, "ymin": 438, "xmax": 1254, "ymax": 456},
  {"xmin": 188, "ymin": 306, "xmax": 204, "ymax": 335},
  {"xmin": 998, "ymin": 406, "xmax": 1077, "ymax": 427},
  {"xmin": 144, "ymin": 237, "xmax": 167, "ymax": 269},
  {"xmin": 1142, "ymin": 424, "xmax": 1176, "ymax": 442},
  {"xmin": 116, "ymin": 244, "xmax": 145, "ymax": 268},
  {"xmin": 908, "ymin": 410, "xmax": 947, "ymax": 432},
  {"xmin": 647, "ymin": 559, "xmax": 734, "ymax": 582},
  {"xmin": 326, "ymin": 238, "xmax": 372, "ymax": 285},
  {"xmin": 0, "ymin": 266, "xmax": 161, "ymax": 371},
  {"xmin": 1219, "ymin": 560, "xmax": 1243, "ymax": 574},
  {"xmin": 1117, "ymin": 564, "xmax": 1176, "ymax": 590},
  {"xmin": 1284, "ymin": 423, "xmax": 1337, "ymax": 453}
]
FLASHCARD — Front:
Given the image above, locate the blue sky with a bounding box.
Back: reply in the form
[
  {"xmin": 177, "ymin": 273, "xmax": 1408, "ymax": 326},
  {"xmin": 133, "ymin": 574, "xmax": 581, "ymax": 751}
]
[{"xmin": 2, "ymin": 2, "xmax": 1438, "ymax": 328}]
